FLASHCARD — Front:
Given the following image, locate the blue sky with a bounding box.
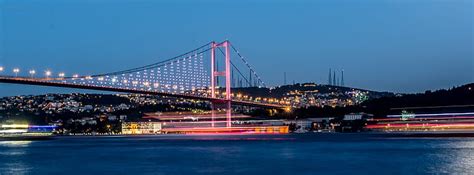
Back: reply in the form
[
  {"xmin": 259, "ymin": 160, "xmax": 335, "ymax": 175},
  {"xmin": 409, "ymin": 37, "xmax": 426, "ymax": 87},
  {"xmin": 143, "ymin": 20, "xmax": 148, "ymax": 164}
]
[{"xmin": 0, "ymin": 0, "xmax": 472, "ymax": 96}]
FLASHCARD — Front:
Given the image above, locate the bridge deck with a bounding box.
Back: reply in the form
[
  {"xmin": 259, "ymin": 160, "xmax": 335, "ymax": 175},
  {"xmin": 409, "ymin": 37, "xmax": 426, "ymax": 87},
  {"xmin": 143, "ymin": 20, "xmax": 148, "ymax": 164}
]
[{"xmin": 0, "ymin": 76, "xmax": 285, "ymax": 108}]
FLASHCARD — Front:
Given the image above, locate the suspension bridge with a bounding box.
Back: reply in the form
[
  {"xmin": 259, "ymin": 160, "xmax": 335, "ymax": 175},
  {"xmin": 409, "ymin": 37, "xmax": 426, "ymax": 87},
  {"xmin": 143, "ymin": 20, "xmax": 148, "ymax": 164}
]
[{"xmin": 0, "ymin": 40, "xmax": 288, "ymax": 128}]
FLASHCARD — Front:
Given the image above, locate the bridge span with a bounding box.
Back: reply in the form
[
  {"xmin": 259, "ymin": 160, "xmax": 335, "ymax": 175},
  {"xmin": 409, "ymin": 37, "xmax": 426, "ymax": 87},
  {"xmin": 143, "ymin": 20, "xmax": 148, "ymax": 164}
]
[
  {"xmin": 0, "ymin": 40, "xmax": 288, "ymax": 127},
  {"xmin": 0, "ymin": 76, "xmax": 285, "ymax": 109}
]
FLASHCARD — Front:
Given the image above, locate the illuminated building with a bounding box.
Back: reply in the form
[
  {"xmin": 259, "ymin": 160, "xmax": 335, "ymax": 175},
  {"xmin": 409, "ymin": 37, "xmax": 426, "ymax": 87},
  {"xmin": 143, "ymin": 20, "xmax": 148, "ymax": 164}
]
[
  {"xmin": 121, "ymin": 122, "xmax": 162, "ymax": 135},
  {"xmin": 343, "ymin": 114, "xmax": 365, "ymax": 121}
]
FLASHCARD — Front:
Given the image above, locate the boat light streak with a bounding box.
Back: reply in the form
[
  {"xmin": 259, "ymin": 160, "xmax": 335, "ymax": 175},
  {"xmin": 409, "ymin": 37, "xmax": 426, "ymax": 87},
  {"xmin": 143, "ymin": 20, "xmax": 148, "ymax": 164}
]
[
  {"xmin": 387, "ymin": 112, "xmax": 474, "ymax": 118},
  {"xmin": 1, "ymin": 124, "xmax": 29, "ymax": 128}
]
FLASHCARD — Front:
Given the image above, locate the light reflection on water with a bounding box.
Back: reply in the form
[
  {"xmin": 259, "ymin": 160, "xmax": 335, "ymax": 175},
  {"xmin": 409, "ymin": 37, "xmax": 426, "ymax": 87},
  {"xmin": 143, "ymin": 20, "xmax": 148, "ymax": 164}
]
[
  {"xmin": 0, "ymin": 141, "xmax": 32, "ymax": 147},
  {"xmin": 1, "ymin": 162, "xmax": 32, "ymax": 175},
  {"xmin": 440, "ymin": 140, "xmax": 474, "ymax": 174},
  {"xmin": 0, "ymin": 134, "xmax": 473, "ymax": 174},
  {"xmin": 0, "ymin": 141, "xmax": 33, "ymax": 175}
]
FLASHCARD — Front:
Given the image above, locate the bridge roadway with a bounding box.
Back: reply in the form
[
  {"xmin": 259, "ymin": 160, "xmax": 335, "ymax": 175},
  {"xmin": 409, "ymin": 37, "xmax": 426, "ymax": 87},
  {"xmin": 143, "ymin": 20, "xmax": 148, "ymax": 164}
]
[{"xmin": 0, "ymin": 76, "xmax": 285, "ymax": 109}]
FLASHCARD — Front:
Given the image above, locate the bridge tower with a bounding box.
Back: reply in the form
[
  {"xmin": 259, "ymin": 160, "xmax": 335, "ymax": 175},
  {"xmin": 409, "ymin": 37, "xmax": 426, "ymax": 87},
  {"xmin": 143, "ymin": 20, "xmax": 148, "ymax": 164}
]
[{"xmin": 210, "ymin": 41, "xmax": 232, "ymax": 127}]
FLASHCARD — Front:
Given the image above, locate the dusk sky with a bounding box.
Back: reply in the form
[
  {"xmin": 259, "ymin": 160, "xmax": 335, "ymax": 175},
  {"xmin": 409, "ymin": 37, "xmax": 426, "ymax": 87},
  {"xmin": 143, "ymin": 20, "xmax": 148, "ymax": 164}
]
[{"xmin": 0, "ymin": 0, "xmax": 472, "ymax": 96}]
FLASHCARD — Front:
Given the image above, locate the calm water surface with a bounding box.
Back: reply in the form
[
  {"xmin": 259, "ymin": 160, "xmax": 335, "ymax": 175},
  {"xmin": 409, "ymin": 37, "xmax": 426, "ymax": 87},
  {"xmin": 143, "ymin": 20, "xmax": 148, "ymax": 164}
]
[{"xmin": 1, "ymin": 133, "xmax": 473, "ymax": 174}]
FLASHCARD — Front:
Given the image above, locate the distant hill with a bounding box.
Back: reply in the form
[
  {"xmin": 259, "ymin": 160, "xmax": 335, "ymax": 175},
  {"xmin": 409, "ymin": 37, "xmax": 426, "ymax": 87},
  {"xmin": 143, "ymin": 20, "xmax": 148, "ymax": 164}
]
[
  {"xmin": 289, "ymin": 83, "xmax": 474, "ymax": 119},
  {"xmin": 232, "ymin": 83, "xmax": 394, "ymax": 99},
  {"xmin": 362, "ymin": 83, "xmax": 474, "ymax": 116}
]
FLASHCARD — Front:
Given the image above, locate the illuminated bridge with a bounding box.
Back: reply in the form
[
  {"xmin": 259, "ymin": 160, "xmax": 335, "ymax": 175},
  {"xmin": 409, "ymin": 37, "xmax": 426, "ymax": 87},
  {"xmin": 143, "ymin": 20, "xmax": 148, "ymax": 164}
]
[{"xmin": 0, "ymin": 40, "xmax": 288, "ymax": 127}]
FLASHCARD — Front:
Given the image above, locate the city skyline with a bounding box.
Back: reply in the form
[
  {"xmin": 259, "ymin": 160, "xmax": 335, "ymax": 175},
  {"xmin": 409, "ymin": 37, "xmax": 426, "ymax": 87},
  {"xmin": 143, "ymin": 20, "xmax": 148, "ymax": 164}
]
[
  {"xmin": 0, "ymin": 0, "xmax": 472, "ymax": 97},
  {"xmin": 0, "ymin": 1, "xmax": 473, "ymax": 174}
]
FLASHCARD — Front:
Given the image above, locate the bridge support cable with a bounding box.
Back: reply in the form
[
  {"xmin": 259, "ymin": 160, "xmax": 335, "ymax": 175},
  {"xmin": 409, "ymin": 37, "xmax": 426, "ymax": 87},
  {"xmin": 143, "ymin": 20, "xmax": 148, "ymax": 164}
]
[
  {"xmin": 228, "ymin": 42, "xmax": 267, "ymax": 87},
  {"xmin": 34, "ymin": 43, "xmax": 215, "ymax": 95},
  {"xmin": 87, "ymin": 42, "xmax": 213, "ymax": 78}
]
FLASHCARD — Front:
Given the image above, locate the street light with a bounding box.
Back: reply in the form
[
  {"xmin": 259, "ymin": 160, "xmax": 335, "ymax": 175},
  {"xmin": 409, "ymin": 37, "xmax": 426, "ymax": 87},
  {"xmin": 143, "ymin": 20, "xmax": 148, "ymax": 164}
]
[
  {"xmin": 45, "ymin": 70, "xmax": 52, "ymax": 78},
  {"xmin": 58, "ymin": 72, "xmax": 65, "ymax": 77},
  {"xmin": 13, "ymin": 68, "xmax": 20, "ymax": 77},
  {"xmin": 0, "ymin": 66, "xmax": 4, "ymax": 72},
  {"xmin": 29, "ymin": 70, "xmax": 36, "ymax": 78}
]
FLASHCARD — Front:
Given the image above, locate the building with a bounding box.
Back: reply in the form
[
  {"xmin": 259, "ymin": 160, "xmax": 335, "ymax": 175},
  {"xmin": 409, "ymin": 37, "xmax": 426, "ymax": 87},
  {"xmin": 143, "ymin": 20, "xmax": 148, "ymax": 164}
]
[
  {"xmin": 121, "ymin": 122, "xmax": 162, "ymax": 135},
  {"xmin": 343, "ymin": 114, "xmax": 363, "ymax": 121}
]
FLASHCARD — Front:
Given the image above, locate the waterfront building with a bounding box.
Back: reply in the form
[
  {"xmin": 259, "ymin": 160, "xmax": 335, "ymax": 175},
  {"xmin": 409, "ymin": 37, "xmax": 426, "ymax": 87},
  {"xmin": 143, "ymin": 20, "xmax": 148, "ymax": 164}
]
[
  {"xmin": 121, "ymin": 122, "xmax": 162, "ymax": 135},
  {"xmin": 343, "ymin": 114, "xmax": 363, "ymax": 121}
]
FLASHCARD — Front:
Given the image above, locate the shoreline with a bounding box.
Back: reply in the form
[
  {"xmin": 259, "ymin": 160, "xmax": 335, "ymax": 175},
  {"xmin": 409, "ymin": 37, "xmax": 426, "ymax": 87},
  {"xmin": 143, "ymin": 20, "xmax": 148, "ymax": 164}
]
[{"xmin": 50, "ymin": 131, "xmax": 474, "ymax": 138}]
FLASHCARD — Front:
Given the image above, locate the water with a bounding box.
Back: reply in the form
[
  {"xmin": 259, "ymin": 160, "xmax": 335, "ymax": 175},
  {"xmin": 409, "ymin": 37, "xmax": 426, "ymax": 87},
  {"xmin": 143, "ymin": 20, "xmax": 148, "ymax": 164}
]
[{"xmin": 1, "ymin": 133, "xmax": 473, "ymax": 175}]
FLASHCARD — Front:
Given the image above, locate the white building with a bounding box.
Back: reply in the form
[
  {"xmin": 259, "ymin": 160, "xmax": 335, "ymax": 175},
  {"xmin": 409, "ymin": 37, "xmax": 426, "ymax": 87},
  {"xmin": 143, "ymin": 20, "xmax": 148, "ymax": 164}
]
[{"xmin": 122, "ymin": 122, "xmax": 162, "ymax": 135}]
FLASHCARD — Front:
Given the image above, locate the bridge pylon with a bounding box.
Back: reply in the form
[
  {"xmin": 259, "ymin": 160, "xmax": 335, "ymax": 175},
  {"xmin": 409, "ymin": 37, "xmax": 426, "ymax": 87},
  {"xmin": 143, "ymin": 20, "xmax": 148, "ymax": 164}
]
[{"xmin": 210, "ymin": 41, "xmax": 232, "ymax": 128}]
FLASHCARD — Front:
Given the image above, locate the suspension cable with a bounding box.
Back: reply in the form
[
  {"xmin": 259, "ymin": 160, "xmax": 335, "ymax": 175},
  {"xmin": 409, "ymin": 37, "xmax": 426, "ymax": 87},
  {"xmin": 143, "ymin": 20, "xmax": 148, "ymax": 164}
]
[
  {"xmin": 228, "ymin": 41, "xmax": 266, "ymax": 87},
  {"xmin": 61, "ymin": 41, "xmax": 213, "ymax": 79}
]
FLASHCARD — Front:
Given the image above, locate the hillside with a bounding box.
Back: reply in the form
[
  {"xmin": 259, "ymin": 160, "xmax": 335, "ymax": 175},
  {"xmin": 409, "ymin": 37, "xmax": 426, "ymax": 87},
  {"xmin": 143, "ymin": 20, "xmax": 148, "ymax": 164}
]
[
  {"xmin": 290, "ymin": 83, "xmax": 474, "ymax": 118},
  {"xmin": 362, "ymin": 83, "xmax": 474, "ymax": 116},
  {"xmin": 233, "ymin": 83, "xmax": 394, "ymax": 99}
]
